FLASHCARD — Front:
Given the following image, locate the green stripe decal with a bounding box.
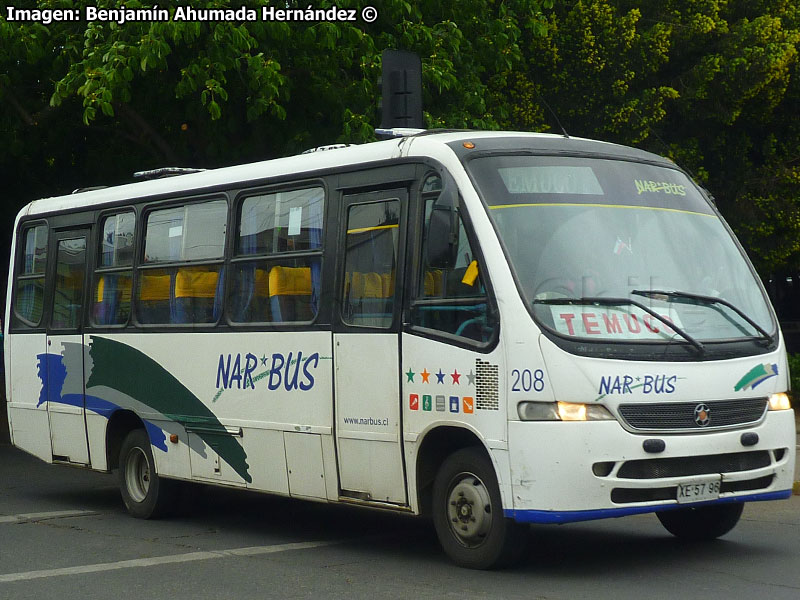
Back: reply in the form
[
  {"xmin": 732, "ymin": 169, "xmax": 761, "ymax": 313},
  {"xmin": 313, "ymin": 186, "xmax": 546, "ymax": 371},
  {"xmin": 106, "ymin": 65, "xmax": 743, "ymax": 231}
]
[
  {"xmin": 87, "ymin": 336, "xmax": 252, "ymax": 483},
  {"xmin": 734, "ymin": 363, "xmax": 778, "ymax": 392}
]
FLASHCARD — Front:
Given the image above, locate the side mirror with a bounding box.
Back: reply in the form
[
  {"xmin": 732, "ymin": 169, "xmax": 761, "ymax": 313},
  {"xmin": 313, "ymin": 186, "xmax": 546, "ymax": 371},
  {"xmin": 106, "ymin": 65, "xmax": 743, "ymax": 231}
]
[{"xmin": 426, "ymin": 175, "xmax": 459, "ymax": 269}]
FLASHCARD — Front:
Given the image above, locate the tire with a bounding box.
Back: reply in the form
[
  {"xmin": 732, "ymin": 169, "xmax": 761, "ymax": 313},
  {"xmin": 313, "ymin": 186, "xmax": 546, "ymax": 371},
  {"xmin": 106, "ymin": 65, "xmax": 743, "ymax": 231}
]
[
  {"xmin": 432, "ymin": 447, "xmax": 528, "ymax": 569},
  {"xmin": 656, "ymin": 502, "xmax": 744, "ymax": 540},
  {"xmin": 118, "ymin": 429, "xmax": 176, "ymax": 519}
]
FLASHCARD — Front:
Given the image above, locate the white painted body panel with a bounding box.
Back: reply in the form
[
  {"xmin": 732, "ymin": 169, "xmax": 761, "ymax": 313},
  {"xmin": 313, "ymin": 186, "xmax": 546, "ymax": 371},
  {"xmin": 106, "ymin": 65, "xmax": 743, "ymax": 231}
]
[
  {"xmin": 6, "ymin": 334, "xmax": 50, "ymax": 462},
  {"xmin": 334, "ymin": 333, "xmax": 406, "ymax": 504},
  {"xmin": 46, "ymin": 334, "xmax": 89, "ymax": 464},
  {"xmin": 284, "ymin": 432, "xmax": 327, "ymax": 498}
]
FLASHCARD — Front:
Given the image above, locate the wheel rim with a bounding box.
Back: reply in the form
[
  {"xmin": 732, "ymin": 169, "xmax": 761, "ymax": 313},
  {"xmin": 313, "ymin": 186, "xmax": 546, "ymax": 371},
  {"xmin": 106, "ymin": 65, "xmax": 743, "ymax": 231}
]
[
  {"xmin": 124, "ymin": 447, "xmax": 151, "ymax": 503},
  {"xmin": 445, "ymin": 471, "xmax": 493, "ymax": 548}
]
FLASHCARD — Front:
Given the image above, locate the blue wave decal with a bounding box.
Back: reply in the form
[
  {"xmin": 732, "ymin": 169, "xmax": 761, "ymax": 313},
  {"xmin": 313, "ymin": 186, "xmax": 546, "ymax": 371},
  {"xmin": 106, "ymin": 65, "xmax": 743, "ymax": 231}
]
[
  {"xmin": 36, "ymin": 351, "xmax": 168, "ymax": 452},
  {"xmin": 143, "ymin": 420, "xmax": 168, "ymax": 452},
  {"xmin": 37, "ymin": 352, "xmax": 66, "ymax": 408}
]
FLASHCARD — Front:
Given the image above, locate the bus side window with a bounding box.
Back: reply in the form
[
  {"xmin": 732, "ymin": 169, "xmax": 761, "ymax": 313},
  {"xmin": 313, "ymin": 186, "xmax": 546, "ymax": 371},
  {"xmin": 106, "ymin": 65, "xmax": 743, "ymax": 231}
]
[
  {"xmin": 136, "ymin": 200, "xmax": 227, "ymax": 325},
  {"xmin": 92, "ymin": 212, "xmax": 135, "ymax": 326},
  {"xmin": 228, "ymin": 186, "xmax": 324, "ymax": 324},
  {"xmin": 51, "ymin": 237, "xmax": 87, "ymax": 330},
  {"xmin": 13, "ymin": 224, "xmax": 48, "ymax": 327},
  {"xmin": 341, "ymin": 200, "xmax": 400, "ymax": 328},
  {"xmin": 410, "ymin": 175, "xmax": 496, "ymax": 343}
]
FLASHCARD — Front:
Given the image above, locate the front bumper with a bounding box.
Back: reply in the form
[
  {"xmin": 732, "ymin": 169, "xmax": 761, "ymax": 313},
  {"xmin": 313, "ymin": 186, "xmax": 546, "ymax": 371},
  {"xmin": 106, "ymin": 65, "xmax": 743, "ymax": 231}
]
[{"xmin": 504, "ymin": 409, "xmax": 795, "ymax": 524}]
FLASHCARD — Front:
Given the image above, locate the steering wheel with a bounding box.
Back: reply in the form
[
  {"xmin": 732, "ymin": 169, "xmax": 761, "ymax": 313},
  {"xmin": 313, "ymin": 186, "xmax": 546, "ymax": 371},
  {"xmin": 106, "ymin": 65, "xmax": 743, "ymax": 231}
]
[
  {"xmin": 533, "ymin": 272, "xmax": 607, "ymax": 300},
  {"xmin": 533, "ymin": 277, "xmax": 577, "ymax": 300}
]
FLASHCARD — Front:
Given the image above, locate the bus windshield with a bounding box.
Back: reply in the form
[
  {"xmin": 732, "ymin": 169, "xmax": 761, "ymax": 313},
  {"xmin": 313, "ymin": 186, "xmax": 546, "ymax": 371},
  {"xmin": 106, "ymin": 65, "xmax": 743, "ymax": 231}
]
[{"xmin": 468, "ymin": 155, "xmax": 775, "ymax": 349}]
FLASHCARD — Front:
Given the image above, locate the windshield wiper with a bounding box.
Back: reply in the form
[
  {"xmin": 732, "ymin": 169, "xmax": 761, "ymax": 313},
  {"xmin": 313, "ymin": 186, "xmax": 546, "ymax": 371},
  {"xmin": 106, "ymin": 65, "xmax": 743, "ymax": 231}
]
[
  {"xmin": 534, "ymin": 296, "xmax": 705, "ymax": 355},
  {"xmin": 630, "ymin": 289, "xmax": 774, "ymax": 345}
]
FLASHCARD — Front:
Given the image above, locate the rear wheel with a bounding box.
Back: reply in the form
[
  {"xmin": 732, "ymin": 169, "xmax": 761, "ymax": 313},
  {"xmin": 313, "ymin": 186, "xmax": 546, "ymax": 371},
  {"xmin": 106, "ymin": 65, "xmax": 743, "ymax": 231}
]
[
  {"xmin": 118, "ymin": 429, "xmax": 175, "ymax": 519},
  {"xmin": 656, "ymin": 503, "xmax": 744, "ymax": 540},
  {"xmin": 432, "ymin": 447, "xmax": 527, "ymax": 569}
]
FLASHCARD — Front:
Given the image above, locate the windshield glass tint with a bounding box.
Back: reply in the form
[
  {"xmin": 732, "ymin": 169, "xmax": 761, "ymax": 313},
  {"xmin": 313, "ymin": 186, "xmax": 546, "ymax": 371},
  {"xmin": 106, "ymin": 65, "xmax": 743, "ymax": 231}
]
[{"xmin": 469, "ymin": 156, "xmax": 774, "ymax": 342}]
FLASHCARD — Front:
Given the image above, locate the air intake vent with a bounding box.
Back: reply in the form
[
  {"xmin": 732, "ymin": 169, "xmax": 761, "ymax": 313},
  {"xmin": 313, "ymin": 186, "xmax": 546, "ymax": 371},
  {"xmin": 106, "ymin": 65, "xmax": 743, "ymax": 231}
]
[
  {"xmin": 475, "ymin": 359, "xmax": 499, "ymax": 411},
  {"xmin": 616, "ymin": 450, "xmax": 772, "ymax": 479}
]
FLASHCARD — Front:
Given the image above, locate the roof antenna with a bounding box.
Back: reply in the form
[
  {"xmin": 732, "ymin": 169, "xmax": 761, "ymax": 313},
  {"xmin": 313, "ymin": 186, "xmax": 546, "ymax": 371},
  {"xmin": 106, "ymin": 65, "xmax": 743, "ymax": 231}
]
[{"xmin": 538, "ymin": 94, "xmax": 569, "ymax": 138}]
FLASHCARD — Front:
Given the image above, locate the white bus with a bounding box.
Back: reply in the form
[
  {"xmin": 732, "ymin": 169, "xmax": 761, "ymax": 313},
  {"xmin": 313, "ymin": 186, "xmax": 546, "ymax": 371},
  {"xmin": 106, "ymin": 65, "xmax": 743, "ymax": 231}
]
[{"xmin": 4, "ymin": 131, "xmax": 795, "ymax": 568}]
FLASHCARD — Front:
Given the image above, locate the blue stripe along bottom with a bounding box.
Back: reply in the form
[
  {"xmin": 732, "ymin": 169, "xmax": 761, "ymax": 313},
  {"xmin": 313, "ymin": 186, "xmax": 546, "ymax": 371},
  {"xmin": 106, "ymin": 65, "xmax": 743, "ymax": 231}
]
[{"xmin": 505, "ymin": 489, "xmax": 793, "ymax": 524}]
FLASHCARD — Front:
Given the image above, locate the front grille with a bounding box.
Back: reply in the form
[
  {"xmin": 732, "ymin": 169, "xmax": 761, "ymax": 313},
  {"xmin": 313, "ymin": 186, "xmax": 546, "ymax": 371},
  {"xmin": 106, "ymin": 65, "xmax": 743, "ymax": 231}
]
[
  {"xmin": 616, "ymin": 451, "xmax": 771, "ymax": 479},
  {"xmin": 618, "ymin": 398, "xmax": 767, "ymax": 431}
]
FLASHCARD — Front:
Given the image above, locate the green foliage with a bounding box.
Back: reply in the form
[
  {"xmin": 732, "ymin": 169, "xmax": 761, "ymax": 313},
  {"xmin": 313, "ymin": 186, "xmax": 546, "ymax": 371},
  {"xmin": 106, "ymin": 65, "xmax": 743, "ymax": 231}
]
[
  {"xmin": 787, "ymin": 353, "xmax": 800, "ymax": 394},
  {"xmin": 523, "ymin": 1, "xmax": 679, "ymax": 143}
]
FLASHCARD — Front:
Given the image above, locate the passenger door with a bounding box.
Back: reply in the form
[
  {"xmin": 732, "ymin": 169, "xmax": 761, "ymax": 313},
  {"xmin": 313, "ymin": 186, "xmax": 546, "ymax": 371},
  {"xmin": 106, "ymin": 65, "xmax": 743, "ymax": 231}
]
[
  {"xmin": 46, "ymin": 229, "xmax": 91, "ymax": 464},
  {"xmin": 333, "ymin": 188, "xmax": 408, "ymax": 504}
]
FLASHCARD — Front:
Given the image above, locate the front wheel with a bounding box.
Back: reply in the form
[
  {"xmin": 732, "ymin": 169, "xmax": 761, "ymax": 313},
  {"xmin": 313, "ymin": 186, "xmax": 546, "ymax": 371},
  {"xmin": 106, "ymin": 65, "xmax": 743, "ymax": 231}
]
[
  {"xmin": 118, "ymin": 429, "xmax": 175, "ymax": 519},
  {"xmin": 656, "ymin": 503, "xmax": 744, "ymax": 540},
  {"xmin": 432, "ymin": 447, "xmax": 528, "ymax": 569}
]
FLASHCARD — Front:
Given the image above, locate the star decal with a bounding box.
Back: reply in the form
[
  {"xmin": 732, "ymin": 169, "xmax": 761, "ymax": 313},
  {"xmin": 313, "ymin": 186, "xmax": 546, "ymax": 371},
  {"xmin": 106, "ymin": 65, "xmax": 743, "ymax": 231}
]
[
  {"xmin": 451, "ymin": 369, "xmax": 461, "ymax": 385},
  {"xmin": 260, "ymin": 355, "xmax": 269, "ymax": 366},
  {"xmin": 421, "ymin": 368, "xmax": 431, "ymax": 384},
  {"xmin": 436, "ymin": 369, "xmax": 446, "ymax": 384},
  {"xmin": 467, "ymin": 369, "xmax": 476, "ymax": 385},
  {"xmin": 406, "ymin": 368, "xmax": 415, "ymax": 383}
]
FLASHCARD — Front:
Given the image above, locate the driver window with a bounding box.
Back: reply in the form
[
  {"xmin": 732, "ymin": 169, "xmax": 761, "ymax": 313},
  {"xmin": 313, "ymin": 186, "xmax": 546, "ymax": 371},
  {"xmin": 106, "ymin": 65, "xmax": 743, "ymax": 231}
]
[{"xmin": 410, "ymin": 175, "xmax": 496, "ymax": 343}]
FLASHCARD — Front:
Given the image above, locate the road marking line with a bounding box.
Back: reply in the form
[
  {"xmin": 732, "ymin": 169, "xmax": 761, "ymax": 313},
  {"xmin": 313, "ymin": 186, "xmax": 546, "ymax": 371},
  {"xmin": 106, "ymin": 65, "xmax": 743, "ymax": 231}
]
[
  {"xmin": 0, "ymin": 540, "xmax": 338, "ymax": 583},
  {"xmin": 0, "ymin": 510, "xmax": 97, "ymax": 524}
]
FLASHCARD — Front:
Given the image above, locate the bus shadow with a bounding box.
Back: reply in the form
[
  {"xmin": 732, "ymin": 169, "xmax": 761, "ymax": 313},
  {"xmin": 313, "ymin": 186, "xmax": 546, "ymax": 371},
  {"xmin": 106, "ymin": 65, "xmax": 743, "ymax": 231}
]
[
  {"xmin": 172, "ymin": 482, "xmax": 431, "ymax": 537},
  {"xmin": 515, "ymin": 518, "xmax": 780, "ymax": 575}
]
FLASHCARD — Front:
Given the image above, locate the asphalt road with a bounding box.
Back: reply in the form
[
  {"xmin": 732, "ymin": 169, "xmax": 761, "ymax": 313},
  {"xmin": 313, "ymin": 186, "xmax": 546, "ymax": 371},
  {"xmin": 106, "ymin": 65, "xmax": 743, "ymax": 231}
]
[{"xmin": 1, "ymin": 443, "xmax": 799, "ymax": 600}]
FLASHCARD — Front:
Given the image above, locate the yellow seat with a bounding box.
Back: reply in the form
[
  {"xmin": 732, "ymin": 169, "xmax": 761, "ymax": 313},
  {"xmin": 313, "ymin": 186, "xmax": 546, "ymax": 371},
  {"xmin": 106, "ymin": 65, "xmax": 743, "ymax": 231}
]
[
  {"xmin": 347, "ymin": 271, "xmax": 394, "ymax": 300},
  {"xmin": 424, "ymin": 270, "xmax": 443, "ymax": 296},
  {"xmin": 268, "ymin": 266, "xmax": 312, "ymax": 297},
  {"xmin": 175, "ymin": 268, "xmax": 219, "ymax": 299},
  {"xmin": 96, "ymin": 275, "xmax": 132, "ymax": 303},
  {"xmin": 140, "ymin": 273, "xmax": 171, "ymax": 301},
  {"xmin": 361, "ymin": 272, "xmax": 383, "ymax": 299},
  {"xmin": 269, "ymin": 266, "xmax": 313, "ymax": 322},
  {"xmin": 254, "ymin": 268, "xmax": 269, "ymax": 298}
]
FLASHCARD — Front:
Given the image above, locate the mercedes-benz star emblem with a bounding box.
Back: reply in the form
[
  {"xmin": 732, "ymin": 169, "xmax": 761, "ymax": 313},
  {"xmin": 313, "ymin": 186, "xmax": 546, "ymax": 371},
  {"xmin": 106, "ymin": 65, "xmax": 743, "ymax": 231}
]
[{"xmin": 694, "ymin": 403, "xmax": 711, "ymax": 427}]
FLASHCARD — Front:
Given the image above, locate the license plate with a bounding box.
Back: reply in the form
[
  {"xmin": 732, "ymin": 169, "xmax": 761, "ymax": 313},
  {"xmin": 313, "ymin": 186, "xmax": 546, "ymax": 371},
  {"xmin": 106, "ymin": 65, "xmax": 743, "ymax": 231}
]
[{"xmin": 676, "ymin": 477, "xmax": 721, "ymax": 504}]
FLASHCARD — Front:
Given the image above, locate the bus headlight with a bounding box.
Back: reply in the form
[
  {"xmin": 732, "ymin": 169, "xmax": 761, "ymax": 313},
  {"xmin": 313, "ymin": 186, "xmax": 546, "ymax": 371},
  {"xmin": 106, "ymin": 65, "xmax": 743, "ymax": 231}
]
[
  {"xmin": 768, "ymin": 393, "xmax": 791, "ymax": 411},
  {"xmin": 517, "ymin": 401, "xmax": 615, "ymax": 421}
]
